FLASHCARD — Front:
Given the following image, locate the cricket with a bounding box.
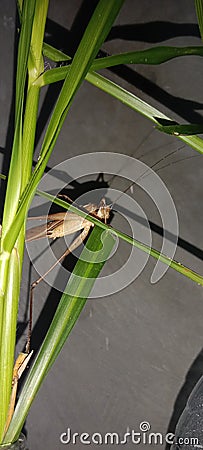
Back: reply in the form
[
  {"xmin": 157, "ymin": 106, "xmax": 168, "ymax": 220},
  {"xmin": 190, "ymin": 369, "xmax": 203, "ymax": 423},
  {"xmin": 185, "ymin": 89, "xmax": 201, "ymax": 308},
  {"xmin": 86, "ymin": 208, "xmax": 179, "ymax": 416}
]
[{"xmin": 25, "ymin": 195, "xmax": 112, "ymax": 353}]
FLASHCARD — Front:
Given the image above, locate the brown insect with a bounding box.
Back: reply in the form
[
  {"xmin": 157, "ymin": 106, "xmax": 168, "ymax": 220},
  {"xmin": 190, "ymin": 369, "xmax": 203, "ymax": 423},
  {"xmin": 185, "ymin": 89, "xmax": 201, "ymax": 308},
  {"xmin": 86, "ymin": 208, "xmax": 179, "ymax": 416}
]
[{"xmin": 25, "ymin": 197, "xmax": 111, "ymax": 353}]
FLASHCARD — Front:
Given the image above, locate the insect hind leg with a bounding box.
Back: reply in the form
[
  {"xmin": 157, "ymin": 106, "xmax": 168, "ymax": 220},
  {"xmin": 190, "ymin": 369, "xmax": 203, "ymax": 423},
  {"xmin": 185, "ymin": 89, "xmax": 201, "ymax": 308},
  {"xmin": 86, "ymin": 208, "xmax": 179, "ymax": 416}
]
[{"xmin": 26, "ymin": 224, "xmax": 92, "ymax": 353}]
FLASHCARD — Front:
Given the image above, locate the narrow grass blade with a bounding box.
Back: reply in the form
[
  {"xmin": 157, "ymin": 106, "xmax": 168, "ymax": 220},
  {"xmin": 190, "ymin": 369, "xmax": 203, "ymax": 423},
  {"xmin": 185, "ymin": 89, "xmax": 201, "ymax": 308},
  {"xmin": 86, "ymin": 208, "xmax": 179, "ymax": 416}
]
[
  {"xmin": 35, "ymin": 190, "xmax": 203, "ymax": 286},
  {"xmin": 3, "ymin": 0, "xmax": 124, "ymax": 254},
  {"xmin": 27, "ymin": 0, "xmax": 49, "ymax": 81},
  {"xmin": 0, "ymin": 249, "xmax": 20, "ymax": 442},
  {"xmin": 36, "ymin": 45, "xmax": 203, "ymax": 86},
  {"xmin": 156, "ymin": 123, "xmax": 203, "ymax": 135},
  {"xmin": 86, "ymin": 71, "xmax": 203, "ymax": 155},
  {"xmin": 91, "ymin": 46, "xmax": 203, "ymax": 69},
  {"xmin": 195, "ymin": 0, "xmax": 203, "ymax": 40},
  {"xmin": 0, "ymin": 1, "xmax": 48, "ymax": 441},
  {"xmin": 21, "ymin": 0, "xmax": 49, "ymax": 188},
  {"xmin": 0, "ymin": 110, "xmax": 23, "ymax": 243},
  {"xmin": 34, "ymin": 45, "xmax": 203, "ymax": 156},
  {"xmin": 3, "ymin": 227, "xmax": 116, "ymax": 443},
  {"xmin": 42, "ymin": 42, "xmax": 71, "ymax": 62},
  {"xmin": 15, "ymin": 0, "xmax": 36, "ymax": 121},
  {"xmin": 1, "ymin": 0, "xmax": 36, "ymax": 241}
]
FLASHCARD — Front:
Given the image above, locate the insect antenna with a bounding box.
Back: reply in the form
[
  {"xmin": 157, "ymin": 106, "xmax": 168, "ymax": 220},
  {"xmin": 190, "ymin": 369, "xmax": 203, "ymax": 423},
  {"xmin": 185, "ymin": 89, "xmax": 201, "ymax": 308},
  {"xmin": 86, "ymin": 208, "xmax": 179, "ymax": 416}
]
[{"xmin": 109, "ymin": 144, "xmax": 198, "ymax": 209}]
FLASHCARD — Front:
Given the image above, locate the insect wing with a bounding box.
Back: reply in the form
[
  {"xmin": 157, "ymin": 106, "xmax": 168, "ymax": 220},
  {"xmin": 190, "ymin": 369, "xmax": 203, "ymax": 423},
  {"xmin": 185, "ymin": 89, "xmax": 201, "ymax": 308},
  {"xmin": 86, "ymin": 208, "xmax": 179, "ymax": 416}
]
[
  {"xmin": 26, "ymin": 211, "xmax": 90, "ymax": 242},
  {"xmin": 26, "ymin": 223, "xmax": 49, "ymax": 242}
]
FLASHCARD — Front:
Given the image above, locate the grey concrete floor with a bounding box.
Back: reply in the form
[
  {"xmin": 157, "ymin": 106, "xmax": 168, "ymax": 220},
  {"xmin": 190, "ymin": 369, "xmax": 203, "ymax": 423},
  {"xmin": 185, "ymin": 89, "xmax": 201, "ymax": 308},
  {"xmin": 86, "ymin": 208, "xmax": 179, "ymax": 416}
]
[{"xmin": 1, "ymin": 1, "xmax": 203, "ymax": 449}]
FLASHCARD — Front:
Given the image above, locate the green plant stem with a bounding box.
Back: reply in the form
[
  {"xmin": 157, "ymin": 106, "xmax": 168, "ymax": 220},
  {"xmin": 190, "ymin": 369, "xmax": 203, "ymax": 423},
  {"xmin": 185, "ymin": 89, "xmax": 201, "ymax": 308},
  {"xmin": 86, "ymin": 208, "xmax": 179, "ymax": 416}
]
[
  {"xmin": 0, "ymin": 0, "xmax": 48, "ymax": 442},
  {"xmin": 2, "ymin": 0, "xmax": 125, "ymax": 255},
  {"xmin": 0, "ymin": 0, "xmax": 125, "ymax": 442},
  {"xmin": 15, "ymin": 0, "xmax": 36, "ymax": 123},
  {"xmin": 21, "ymin": 86, "xmax": 40, "ymax": 188},
  {"xmin": 0, "ymin": 249, "xmax": 20, "ymax": 442}
]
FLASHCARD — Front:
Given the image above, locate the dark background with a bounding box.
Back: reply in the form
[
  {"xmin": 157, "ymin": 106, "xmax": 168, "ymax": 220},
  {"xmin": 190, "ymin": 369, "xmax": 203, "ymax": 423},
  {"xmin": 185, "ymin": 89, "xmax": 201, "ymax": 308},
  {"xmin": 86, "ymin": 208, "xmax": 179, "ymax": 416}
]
[{"xmin": 1, "ymin": 1, "xmax": 203, "ymax": 449}]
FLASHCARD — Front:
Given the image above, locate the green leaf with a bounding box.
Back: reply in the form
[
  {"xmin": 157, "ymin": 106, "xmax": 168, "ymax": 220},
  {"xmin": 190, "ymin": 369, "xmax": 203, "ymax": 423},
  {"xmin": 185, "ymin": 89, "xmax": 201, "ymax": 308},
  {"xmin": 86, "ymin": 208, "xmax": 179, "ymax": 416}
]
[
  {"xmin": 90, "ymin": 46, "xmax": 203, "ymax": 70},
  {"xmin": 35, "ymin": 190, "xmax": 203, "ymax": 286},
  {"xmin": 0, "ymin": 0, "xmax": 48, "ymax": 441},
  {"xmin": 0, "ymin": 103, "xmax": 22, "ymax": 244},
  {"xmin": 3, "ymin": 226, "xmax": 116, "ymax": 443},
  {"xmin": 156, "ymin": 122, "xmax": 203, "ymax": 135},
  {"xmin": 0, "ymin": 249, "xmax": 20, "ymax": 442},
  {"xmin": 42, "ymin": 42, "xmax": 71, "ymax": 62},
  {"xmin": 15, "ymin": 0, "xmax": 36, "ymax": 121},
  {"xmin": 3, "ymin": 0, "xmax": 125, "ymax": 255},
  {"xmin": 86, "ymin": 71, "xmax": 203, "ymax": 154},
  {"xmin": 1, "ymin": 0, "xmax": 37, "ymax": 243},
  {"xmin": 21, "ymin": 0, "xmax": 49, "ymax": 189},
  {"xmin": 34, "ymin": 46, "xmax": 203, "ymax": 157},
  {"xmin": 195, "ymin": 0, "xmax": 203, "ymax": 40},
  {"xmin": 27, "ymin": 0, "xmax": 49, "ymax": 81},
  {"xmin": 35, "ymin": 45, "xmax": 203, "ymax": 86}
]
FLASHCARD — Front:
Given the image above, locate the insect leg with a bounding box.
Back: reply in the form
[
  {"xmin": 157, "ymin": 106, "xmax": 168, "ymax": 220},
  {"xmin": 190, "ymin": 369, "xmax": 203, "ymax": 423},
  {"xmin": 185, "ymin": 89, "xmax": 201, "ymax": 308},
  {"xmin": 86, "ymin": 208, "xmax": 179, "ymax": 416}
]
[
  {"xmin": 57, "ymin": 194, "xmax": 74, "ymax": 204},
  {"xmin": 3, "ymin": 351, "xmax": 33, "ymax": 436},
  {"xmin": 26, "ymin": 224, "xmax": 92, "ymax": 353}
]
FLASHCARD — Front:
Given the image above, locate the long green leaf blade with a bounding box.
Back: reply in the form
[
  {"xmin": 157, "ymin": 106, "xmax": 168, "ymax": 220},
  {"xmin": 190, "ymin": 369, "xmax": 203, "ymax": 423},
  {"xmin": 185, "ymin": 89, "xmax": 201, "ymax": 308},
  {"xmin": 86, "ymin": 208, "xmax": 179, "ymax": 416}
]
[
  {"xmin": 156, "ymin": 123, "xmax": 203, "ymax": 135},
  {"xmin": 21, "ymin": 0, "xmax": 49, "ymax": 189},
  {"xmin": 1, "ymin": 0, "xmax": 36, "ymax": 241},
  {"xmin": 3, "ymin": 227, "xmax": 116, "ymax": 443},
  {"xmin": 42, "ymin": 42, "xmax": 71, "ymax": 62},
  {"xmin": 0, "ymin": 249, "xmax": 20, "ymax": 441},
  {"xmin": 3, "ymin": 0, "xmax": 124, "ymax": 254},
  {"xmin": 36, "ymin": 45, "xmax": 203, "ymax": 86},
  {"xmin": 35, "ymin": 190, "xmax": 203, "ymax": 286},
  {"xmin": 86, "ymin": 71, "xmax": 203, "ymax": 155},
  {"xmin": 35, "ymin": 46, "xmax": 203, "ymax": 156},
  {"xmin": 91, "ymin": 46, "xmax": 203, "ymax": 69},
  {"xmin": 195, "ymin": 0, "xmax": 203, "ymax": 40},
  {"xmin": 15, "ymin": 0, "xmax": 36, "ymax": 121}
]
